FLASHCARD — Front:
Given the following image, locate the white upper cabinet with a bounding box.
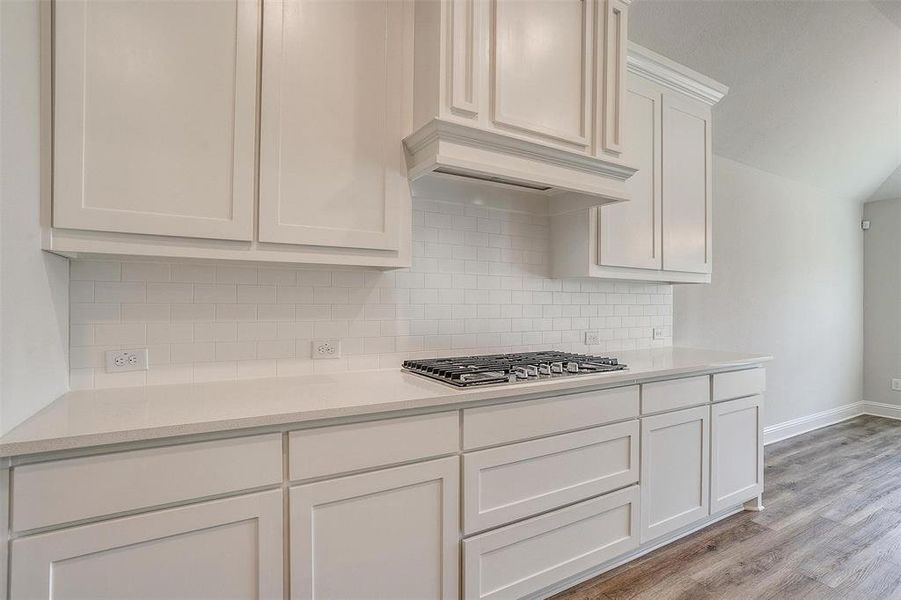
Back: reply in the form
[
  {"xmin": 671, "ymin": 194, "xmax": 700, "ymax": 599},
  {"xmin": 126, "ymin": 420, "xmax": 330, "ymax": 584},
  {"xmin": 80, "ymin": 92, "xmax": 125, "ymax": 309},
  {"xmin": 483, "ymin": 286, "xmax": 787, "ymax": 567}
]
[
  {"xmin": 661, "ymin": 92, "xmax": 712, "ymax": 273},
  {"xmin": 491, "ymin": 0, "xmax": 593, "ymax": 149},
  {"xmin": 404, "ymin": 0, "xmax": 637, "ymax": 205},
  {"xmin": 48, "ymin": 0, "xmax": 412, "ymax": 268},
  {"xmin": 53, "ymin": 0, "xmax": 259, "ymax": 241},
  {"xmin": 258, "ymin": 0, "xmax": 410, "ymax": 252},
  {"xmin": 551, "ymin": 43, "xmax": 727, "ymax": 283}
]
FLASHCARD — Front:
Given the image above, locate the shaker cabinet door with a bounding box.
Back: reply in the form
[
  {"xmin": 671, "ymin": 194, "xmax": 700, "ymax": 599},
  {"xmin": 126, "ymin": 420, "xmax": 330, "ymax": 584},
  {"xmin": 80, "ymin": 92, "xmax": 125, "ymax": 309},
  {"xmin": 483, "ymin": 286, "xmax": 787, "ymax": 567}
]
[
  {"xmin": 259, "ymin": 0, "xmax": 411, "ymax": 251},
  {"xmin": 640, "ymin": 405, "xmax": 710, "ymax": 543},
  {"xmin": 599, "ymin": 75, "xmax": 662, "ymax": 269},
  {"xmin": 53, "ymin": 0, "xmax": 259, "ymax": 241},
  {"xmin": 490, "ymin": 0, "xmax": 593, "ymax": 149},
  {"xmin": 661, "ymin": 92, "xmax": 713, "ymax": 274},
  {"xmin": 711, "ymin": 395, "xmax": 764, "ymax": 512},
  {"xmin": 290, "ymin": 457, "xmax": 459, "ymax": 600},
  {"xmin": 10, "ymin": 491, "xmax": 283, "ymax": 600}
]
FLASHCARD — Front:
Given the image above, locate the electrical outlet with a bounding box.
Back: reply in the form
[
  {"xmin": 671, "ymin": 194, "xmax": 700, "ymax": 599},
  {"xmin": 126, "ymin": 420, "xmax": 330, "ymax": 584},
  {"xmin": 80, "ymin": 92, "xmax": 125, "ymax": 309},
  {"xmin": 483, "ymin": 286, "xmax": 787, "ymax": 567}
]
[
  {"xmin": 312, "ymin": 339, "xmax": 341, "ymax": 359},
  {"xmin": 892, "ymin": 379, "xmax": 901, "ymax": 392},
  {"xmin": 105, "ymin": 349, "xmax": 149, "ymax": 373},
  {"xmin": 584, "ymin": 331, "xmax": 600, "ymax": 345},
  {"xmin": 652, "ymin": 327, "xmax": 665, "ymax": 340}
]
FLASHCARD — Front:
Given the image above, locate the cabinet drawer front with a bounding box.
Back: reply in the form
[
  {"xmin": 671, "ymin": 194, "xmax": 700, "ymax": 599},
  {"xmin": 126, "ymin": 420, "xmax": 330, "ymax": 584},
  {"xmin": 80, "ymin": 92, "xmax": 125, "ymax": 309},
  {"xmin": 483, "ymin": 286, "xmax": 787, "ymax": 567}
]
[
  {"xmin": 11, "ymin": 490, "xmax": 283, "ymax": 600},
  {"xmin": 641, "ymin": 375, "xmax": 710, "ymax": 414},
  {"xmin": 463, "ymin": 385, "xmax": 639, "ymax": 449},
  {"xmin": 713, "ymin": 368, "xmax": 766, "ymax": 402},
  {"xmin": 12, "ymin": 434, "xmax": 282, "ymax": 532},
  {"xmin": 289, "ymin": 412, "xmax": 459, "ymax": 481},
  {"xmin": 463, "ymin": 486, "xmax": 640, "ymax": 600},
  {"xmin": 463, "ymin": 421, "xmax": 638, "ymax": 534}
]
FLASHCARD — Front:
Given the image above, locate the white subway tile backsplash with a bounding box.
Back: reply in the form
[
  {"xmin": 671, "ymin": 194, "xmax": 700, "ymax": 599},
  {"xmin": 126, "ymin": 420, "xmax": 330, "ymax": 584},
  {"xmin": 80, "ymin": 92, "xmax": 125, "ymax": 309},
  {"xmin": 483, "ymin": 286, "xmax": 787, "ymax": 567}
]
[
  {"xmin": 237, "ymin": 285, "xmax": 277, "ymax": 304},
  {"xmin": 194, "ymin": 322, "xmax": 238, "ymax": 343},
  {"xmin": 172, "ymin": 304, "xmax": 215, "ymax": 322},
  {"xmin": 94, "ymin": 282, "xmax": 146, "ymax": 303},
  {"xmin": 171, "ymin": 264, "xmax": 216, "ymax": 283},
  {"xmin": 146, "ymin": 283, "xmax": 194, "ymax": 303},
  {"xmin": 70, "ymin": 281, "xmax": 95, "ymax": 303},
  {"xmin": 71, "ymin": 261, "xmax": 120, "ymax": 281},
  {"xmin": 123, "ymin": 262, "xmax": 171, "ymax": 282},
  {"xmin": 94, "ymin": 323, "xmax": 147, "ymax": 346},
  {"xmin": 122, "ymin": 304, "xmax": 170, "ymax": 322},
  {"xmin": 67, "ymin": 197, "xmax": 672, "ymax": 387}
]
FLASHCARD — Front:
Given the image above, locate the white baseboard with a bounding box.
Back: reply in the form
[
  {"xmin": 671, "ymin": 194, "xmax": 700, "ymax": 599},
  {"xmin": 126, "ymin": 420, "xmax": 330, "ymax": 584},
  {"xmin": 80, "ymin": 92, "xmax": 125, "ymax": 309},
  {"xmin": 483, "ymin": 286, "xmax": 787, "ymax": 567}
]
[
  {"xmin": 763, "ymin": 401, "xmax": 901, "ymax": 445},
  {"xmin": 862, "ymin": 401, "xmax": 901, "ymax": 421},
  {"xmin": 763, "ymin": 402, "xmax": 864, "ymax": 445}
]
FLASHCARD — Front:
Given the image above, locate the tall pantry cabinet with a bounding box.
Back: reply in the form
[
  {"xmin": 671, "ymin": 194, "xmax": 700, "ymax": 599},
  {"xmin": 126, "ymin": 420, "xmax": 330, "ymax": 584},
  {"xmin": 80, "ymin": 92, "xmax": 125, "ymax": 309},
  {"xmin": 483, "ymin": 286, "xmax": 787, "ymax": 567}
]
[{"xmin": 47, "ymin": 0, "xmax": 413, "ymax": 267}]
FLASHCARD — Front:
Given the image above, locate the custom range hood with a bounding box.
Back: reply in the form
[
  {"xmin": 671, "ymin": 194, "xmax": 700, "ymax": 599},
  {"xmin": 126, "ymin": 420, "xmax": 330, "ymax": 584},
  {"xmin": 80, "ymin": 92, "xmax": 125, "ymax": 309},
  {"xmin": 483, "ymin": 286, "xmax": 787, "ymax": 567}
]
[
  {"xmin": 403, "ymin": 120, "xmax": 638, "ymax": 210},
  {"xmin": 402, "ymin": 0, "xmax": 638, "ymax": 211}
]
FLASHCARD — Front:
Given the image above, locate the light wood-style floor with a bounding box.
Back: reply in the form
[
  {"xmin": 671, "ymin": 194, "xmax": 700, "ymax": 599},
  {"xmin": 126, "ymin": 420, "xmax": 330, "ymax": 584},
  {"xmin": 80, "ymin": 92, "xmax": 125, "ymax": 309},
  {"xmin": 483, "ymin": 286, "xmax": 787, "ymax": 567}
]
[{"xmin": 552, "ymin": 415, "xmax": 901, "ymax": 600}]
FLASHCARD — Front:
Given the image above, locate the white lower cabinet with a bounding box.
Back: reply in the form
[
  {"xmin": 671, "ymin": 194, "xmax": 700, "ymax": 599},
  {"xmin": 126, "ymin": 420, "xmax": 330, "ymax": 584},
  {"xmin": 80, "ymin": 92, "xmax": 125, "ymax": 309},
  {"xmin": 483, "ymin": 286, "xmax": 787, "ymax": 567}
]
[
  {"xmin": 4, "ymin": 368, "xmax": 767, "ymax": 600},
  {"xmin": 10, "ymin": 490, "xmax": 284, "ymax": 599},
  {"xmin": 463, "ymin": 486, "xmax": 640, "ymax": 600},
  {"xmin": 290, "ymin": 457, "xmax": 459, "ymax": 600},
  {"xmin": 711, "ymin": 395, "xmax": 764, "ymax": 512},
  {"xmin": 640, "ymin": 405, "xmax": 710, "ymax": 543}
]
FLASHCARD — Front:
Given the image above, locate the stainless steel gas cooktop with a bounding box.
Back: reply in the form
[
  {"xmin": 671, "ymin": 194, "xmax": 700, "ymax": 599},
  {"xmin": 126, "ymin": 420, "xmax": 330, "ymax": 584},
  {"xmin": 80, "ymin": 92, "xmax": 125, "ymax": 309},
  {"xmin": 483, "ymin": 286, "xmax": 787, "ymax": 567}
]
[{"xmin": 402, "ymin": 351, "xmax": 627, "ymax": 387}]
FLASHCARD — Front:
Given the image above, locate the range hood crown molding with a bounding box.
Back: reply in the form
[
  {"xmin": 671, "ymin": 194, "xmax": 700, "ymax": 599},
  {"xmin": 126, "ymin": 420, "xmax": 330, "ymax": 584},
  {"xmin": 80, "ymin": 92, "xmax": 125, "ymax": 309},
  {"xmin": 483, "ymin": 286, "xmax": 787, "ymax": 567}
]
[{"xmin": 403, "ymin": 119, "xmax": 638, "ymax": 206}]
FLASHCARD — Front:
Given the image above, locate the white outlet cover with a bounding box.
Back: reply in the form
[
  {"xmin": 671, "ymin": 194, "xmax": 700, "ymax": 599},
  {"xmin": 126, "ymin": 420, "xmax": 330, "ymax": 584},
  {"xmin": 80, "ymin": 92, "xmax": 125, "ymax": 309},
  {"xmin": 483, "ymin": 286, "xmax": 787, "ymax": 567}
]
[
  {"xmin": 652, "ymin": 327, "xmax": 665, "ymax": 340},
  {"xmin": 892, "ymin": 378, "xmax": 901, "ymax": 392},
  {"xmin": 105, "ymin": 349, "xmax": 149, "ymax": 372},
  {"xmin": 312, "ymin": 338, "xmax": 341, "ymax": 360}
]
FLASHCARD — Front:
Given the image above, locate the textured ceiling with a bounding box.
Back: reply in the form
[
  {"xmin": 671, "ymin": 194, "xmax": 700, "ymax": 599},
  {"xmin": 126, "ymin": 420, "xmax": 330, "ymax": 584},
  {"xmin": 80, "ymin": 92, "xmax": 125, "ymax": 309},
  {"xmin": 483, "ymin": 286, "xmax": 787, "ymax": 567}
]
[{"xmin": 629, "ymin": 0, "xmax": 901, "ymax": 203}]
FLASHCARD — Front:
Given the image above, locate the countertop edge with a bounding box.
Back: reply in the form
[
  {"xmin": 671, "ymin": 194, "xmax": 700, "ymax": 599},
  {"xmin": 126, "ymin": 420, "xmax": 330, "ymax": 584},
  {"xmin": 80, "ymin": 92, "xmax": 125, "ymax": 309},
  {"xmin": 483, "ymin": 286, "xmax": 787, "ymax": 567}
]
[{"xmin": 0, "ymin": 353, "xmax": 772, "ymax": 459}]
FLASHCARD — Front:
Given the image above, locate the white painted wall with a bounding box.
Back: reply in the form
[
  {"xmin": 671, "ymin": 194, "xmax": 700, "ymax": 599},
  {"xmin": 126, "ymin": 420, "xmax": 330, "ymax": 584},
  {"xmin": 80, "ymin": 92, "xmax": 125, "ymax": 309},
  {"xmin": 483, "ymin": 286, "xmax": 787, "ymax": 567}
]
[
  {"xmin": 0, "ymin": 0, "xmax": 69, "ymax": 434},
  {"xmin": 863, "ymin": 197, "xmax": 901, "ymax": 406},
  {"xmin": 675, "ymin": 157, "xmax": 864, "ymax": 427}
]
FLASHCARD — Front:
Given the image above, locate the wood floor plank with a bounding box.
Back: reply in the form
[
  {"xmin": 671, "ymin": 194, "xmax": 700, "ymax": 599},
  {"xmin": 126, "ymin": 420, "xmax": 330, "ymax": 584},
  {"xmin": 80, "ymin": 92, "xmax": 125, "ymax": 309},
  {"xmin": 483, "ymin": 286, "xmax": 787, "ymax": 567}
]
[{"xmin": 552, "ymin": 415, "xmax": 901, "ymax": 600}]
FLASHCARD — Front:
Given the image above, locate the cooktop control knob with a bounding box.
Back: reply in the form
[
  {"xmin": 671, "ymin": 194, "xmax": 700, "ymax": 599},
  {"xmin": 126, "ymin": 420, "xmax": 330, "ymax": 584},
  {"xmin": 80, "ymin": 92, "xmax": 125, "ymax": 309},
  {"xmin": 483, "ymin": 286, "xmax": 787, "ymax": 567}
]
[
  {"xmin": 513, "ymin": 366, "xmax": 530, "ymax": 379},
  {"xmin": 566, "ymin": 362, "xmax": 579, "ymax": 373},
  {"xmin": 551, "ymin": 362, "xmax": 564, "ymax": 374},
  {"xmin": 526, "ymin": 365, "xmax": 539, "ymax": 377},
  {"xmin": 538, "ymin": 363, "xmax": 551, "ymax": 375}
]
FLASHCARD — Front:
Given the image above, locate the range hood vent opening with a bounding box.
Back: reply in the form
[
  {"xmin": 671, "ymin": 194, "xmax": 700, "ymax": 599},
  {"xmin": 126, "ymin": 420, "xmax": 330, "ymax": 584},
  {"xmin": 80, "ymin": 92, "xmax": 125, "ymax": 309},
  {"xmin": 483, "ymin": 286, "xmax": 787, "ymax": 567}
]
[{"xmin": 431, "ymin": 167, "xmax": 553, "ymax": 192}]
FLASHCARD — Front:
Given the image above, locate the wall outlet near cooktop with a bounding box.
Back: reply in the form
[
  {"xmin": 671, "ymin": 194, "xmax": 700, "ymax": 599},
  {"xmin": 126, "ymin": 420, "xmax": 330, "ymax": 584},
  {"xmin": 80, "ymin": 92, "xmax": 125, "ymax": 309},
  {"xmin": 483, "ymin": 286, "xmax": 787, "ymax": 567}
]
[
  {"xmin": 892, "ymin": 378, "xmax": 901, "ymax": 392},
  {"xmin": 105, "ymin": 349, "xmax": 149, "ymax": 372},
  {"xmin": 313, "ymin": 339, "xmax": 341, "ymax": 359}
]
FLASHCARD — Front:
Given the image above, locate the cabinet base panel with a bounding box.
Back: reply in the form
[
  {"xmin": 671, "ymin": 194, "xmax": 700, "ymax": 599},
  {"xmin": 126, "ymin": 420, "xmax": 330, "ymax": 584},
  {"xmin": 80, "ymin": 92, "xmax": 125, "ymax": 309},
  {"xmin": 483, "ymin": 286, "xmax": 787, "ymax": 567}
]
[
  {"xmin": 44, "ymin": 229, "xmax": 411, "ymax": 269},
  {"xmin": 743, "ymin": 495, "xmax": 765, "ymax": 512}
]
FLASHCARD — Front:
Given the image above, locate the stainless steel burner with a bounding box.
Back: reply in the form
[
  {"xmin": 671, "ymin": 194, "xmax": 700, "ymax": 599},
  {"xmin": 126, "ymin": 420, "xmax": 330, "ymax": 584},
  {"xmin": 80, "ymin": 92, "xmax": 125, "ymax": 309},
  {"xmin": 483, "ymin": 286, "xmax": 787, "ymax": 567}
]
[{"xmin": 402, "ymin": 351, "xmax": 627, "ymax": 387}]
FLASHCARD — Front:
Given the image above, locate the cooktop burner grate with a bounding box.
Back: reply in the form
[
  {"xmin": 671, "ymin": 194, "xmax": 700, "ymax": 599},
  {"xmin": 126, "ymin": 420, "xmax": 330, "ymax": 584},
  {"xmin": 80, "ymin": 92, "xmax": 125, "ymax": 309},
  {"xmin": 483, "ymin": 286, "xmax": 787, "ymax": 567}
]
[{"xmin": 402, "ymin": 351, "xmax": 627, "ymax": 387}]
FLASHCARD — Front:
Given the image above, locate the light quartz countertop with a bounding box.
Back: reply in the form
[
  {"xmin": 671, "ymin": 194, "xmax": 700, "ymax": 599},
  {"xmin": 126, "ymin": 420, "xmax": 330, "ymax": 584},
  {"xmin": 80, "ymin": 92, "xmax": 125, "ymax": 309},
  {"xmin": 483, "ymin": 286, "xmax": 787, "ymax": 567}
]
[{"xmin": 0, "ymin": 347, "xmax": 771, "ymax": 458}]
